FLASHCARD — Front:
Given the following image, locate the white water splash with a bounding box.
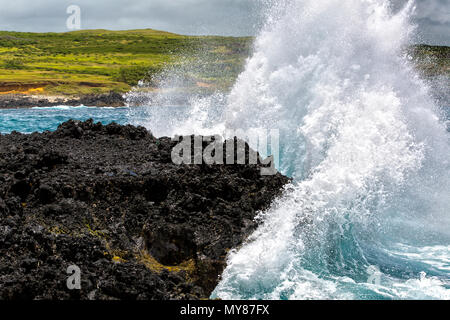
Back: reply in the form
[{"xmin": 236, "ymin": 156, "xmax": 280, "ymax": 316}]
[
  {"xmin": 211, "ymin": 0, "xmax": 450, "ymax": 300},
  {"xmin": 129, "ymin": 0, "xmax": 450, "ymax": 299}
]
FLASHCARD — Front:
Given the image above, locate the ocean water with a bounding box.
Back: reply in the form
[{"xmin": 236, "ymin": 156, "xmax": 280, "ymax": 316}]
[
  {"xmin": 0, "ymin": 106, "xmax": 133, "ymax": 134},
  {"xmin": 1, "ymin": 0, "xmax": 449, "ymax": 301},
  {"xmin": 0, "ymin": 106, "xmax": 134, "ymax": 134},
  {"xmin": 0, "ymin": 105, "xmax": 194, "ymax": 135},
  {"xmin": 131, "ymin": 0, "xmax": 450, "ymax": 300}
]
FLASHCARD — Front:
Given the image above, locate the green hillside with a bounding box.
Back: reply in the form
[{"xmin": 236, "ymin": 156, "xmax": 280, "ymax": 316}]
[
  {"xmin": 0, "ymin": 29, "xmax": 448, "ymax": 97},
  {"xmin": 410, "ymin": 44, "xmax": 450, "ymax": 79},
  {"xmin": 0, "ymin": 29, "xmax": 251, "ymax": 96}
]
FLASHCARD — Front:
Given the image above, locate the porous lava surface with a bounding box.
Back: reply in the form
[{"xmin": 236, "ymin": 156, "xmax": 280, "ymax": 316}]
[{"xmin": 0, "ymin": 119, "xmax": 289, "ymax": 300}]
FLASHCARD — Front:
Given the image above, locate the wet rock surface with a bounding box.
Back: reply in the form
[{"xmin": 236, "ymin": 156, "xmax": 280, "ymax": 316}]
[{"xmin": 0, "ymin": 120, "xmax": 289, "ymax": 300}]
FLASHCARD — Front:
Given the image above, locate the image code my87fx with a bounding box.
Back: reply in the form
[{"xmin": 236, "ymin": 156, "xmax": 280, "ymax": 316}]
[{"xmin": 224, "ymin": 304, "xmax": 270, "ymax": 316}]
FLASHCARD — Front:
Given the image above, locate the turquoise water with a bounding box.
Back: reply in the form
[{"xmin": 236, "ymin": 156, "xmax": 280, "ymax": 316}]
[
  {"xmin": 1, "ymin": 104, "xmax": 447, "ymax": 136},
  {"xmin": 1, "ymin": 100, "xmax": 449, "ymax": 300},
  {"xmin": 135, "ymin": 0, "xmax": 449, "ymax": 300},
  {"xmin": 0, "ymin": 106, "xmax": 132, "ymax": 134}
]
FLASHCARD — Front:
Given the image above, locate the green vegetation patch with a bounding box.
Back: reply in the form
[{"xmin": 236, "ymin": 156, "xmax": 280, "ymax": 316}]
[
  {"xmin": 0, "ymin": 28, "xmax": 447, "ymax": 97},
  {"xmin": 0, "ymin": 29, "xmax": 252, "ymax": 96}
]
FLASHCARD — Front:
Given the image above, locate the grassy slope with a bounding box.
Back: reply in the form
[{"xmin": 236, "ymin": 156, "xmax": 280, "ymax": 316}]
[
  {"xmin": 410, "ymin": 45, "xmax": 450, "ymax": 79},
  {"xmin": 0, "ymin": 29, "xmax": 448, "ymax": 97},
  {"xmin": 0, "ymin": 29, "xmax": 251, "ymax": 96}
]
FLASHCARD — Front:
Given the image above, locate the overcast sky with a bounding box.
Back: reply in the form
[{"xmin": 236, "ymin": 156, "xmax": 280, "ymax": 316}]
[{"xmin": 0, "ymin": 0, "xmax": 448, "ymax": 45}]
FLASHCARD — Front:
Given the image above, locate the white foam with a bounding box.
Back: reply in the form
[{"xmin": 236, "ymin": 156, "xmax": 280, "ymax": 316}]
[
  {"xmin": 128, "ymin": 0, "xmax": 450, "ymax": 300},
  {"xmin": 211, "ymin": 0, "xmax": 450, "ymax": 300}
]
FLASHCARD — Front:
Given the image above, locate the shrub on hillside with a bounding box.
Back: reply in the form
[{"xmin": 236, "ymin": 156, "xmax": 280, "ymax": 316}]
[
  {"xmin": 3, "ymin": 58, "xmax": 25, "ymax": 69},
  {"xmin": 113, "ymin": 66, "xmax": 161, "ymax": 86}
]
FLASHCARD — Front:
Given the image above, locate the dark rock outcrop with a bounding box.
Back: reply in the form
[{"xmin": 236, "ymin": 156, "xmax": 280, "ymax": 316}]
[
  {"xmin": 0, "ymin": 120, "xmax": 289, "ymax": 300},
  {"xmin": 67, "ymin": 92, "xmax": 125, "ymax": 108},
  {"xmin": 0, "ymin": 92, "xmax": 125, "ymax": 109}
]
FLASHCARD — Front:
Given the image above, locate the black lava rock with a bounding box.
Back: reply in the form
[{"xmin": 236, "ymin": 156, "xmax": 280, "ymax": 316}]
[{"xmin": 0, "ymin": 119, "xmax": 289, "ymax": 300}]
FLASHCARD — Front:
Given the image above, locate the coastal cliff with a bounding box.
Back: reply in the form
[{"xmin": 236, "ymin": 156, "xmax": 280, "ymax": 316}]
[{"xmin": 0, "ymin": 120, "xmax": 289, "ymax": 300}]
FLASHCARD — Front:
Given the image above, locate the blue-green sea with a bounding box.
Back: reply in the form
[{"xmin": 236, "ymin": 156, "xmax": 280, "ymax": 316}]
[{"xmin": 0, "ymin": 106, "xmax": 132, "ymax": 134}]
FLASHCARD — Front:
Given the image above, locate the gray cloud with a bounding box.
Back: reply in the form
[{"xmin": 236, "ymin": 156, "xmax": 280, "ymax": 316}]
[
  {"xmin": 0, "ymin": 0, "xmax": 448, "ymax": 45},
  {"xmin": 0, "ymin": 0, "xmax": 261, "ymax": 36},
  {"xmin": 415, "ymin": 0, "xmax": 450, "ymax": 23},
  {"xmin": 413, "ymin": 0, "xmax": 450, "ymax": 44}
]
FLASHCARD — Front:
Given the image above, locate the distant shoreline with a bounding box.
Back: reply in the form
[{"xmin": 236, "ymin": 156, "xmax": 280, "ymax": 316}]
[
  {"xmin": 0, "ymin": 92, "xmax": 126, "ymax": 109},
  {"xmin": 0, "ymin": 29, "xmax": 251, "ymax": 98},
  {"xmin": 0, "ymin": 28, "xmax": 447, "ymax": 110}
]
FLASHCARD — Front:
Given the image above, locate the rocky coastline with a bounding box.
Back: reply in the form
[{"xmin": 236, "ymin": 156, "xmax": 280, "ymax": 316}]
[
  {"xmin": 0, "ymin": 92, "xmax": 126, "ymax": 109},
  {"xmin": 0, "ymin": 120, "xmax": 289, "ymax": 300}
]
